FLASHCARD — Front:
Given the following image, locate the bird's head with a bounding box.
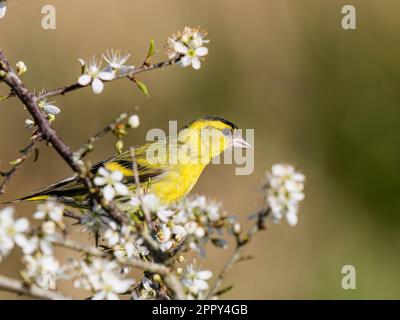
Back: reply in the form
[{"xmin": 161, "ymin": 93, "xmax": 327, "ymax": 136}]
[{"xmin": 177, "ymin": 116, "xmax": 252, "ymax": 164}]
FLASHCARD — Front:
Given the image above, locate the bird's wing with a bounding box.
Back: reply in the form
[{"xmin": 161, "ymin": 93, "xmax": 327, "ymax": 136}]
[{"xmin": 17, "ymin": 142, "xmax": 167, "ymax": 202}]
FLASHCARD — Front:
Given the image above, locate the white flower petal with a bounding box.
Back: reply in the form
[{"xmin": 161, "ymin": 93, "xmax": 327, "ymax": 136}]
[
  {"xmin": 93, "ymin": 177, "xmax": 106, "ymax": 186},
  {"xmin": 286, "ymin": 210, "xmax": 298, "ymax": 226},
  {"xmin": 197, "ymin": 270, "xmax": 212, "ymax": 280},
  {"xmin": 142, "ymin": 194, "xmax": 160, "ymax": 212},
  {"xmin": 114, "ymin": 183, "xmax": 129, "ymax": 196},
  {"xmin": 98, "ymin": 71, "xmax": 115, "ymax": 81},
  {"xmin": 173, "ymin": 225, "xmax": 187, "ymax": 238},
  {"xmin": 92, "ymin": 78, "xmax": 104, "ymax": 94},
  {"xmin": 110, "ymin": 170, "xmax": 123, "ymax": 182},
  {"xmin": 180, "ymin": 56, "xmax": 191, "ymax": 68},
  {"xmin": 14, "ymin": 218, "xmax": 29, "ymax": 233},
  {"xmin": 174, "ymin": 42, "xmax": 188, "ymax": 54},
  {"xmin": 194, "ymin": 279, "xmax": 209, "ymax": 290},
  {"xmin": 103, "ymin": 185, "xmax": 115, "ymax": 201},
  {"xmin": 42, "ymin": 104, "xmax": 61, "ymax": 115},
  {"xmin": 40, "ymin": 240, "xmax": 54, "ymax": 255},
  {"xmin": 191, "ymin": 57, "xmax": 201, "ymax": 70},
  {"xmin": 98, "ymin": 167, "xmax": 109, "ymax": 177},
  {"xmin": 78, "ymin": 74, "xmax": 92, "ymax": 86},
  {"xmin": 0, "ymin": 207, "xmax": 15, "ymax": 223},
  {"xmin": 195, "ymin": 47, "xmax": 208, "ymax": 57},
  {"xmin": 128, "ymin": 115, "xmax": 140, "ymax": 128}
]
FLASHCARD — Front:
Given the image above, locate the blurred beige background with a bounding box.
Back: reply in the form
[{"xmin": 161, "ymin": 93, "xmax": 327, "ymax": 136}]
[{"xmin": 1, "ymin": 0, "xmax": 400, "ymax": 299}]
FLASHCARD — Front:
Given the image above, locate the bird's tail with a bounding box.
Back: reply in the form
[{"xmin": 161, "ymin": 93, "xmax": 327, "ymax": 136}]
[{"xmin": 1, "ymin": 175, "xmax": 81, "ymax": 206}]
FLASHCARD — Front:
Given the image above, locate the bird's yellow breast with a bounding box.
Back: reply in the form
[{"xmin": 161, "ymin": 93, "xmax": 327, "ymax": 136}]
[{"xmin": 148, "ymin": 163, "xmax": 206, "ymax": 205}]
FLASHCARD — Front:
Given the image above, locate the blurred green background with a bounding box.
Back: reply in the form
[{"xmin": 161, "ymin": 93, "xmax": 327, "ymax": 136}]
[{"xmin": 1, "ymin": 0, "xmax": 399, "ymax": 299}]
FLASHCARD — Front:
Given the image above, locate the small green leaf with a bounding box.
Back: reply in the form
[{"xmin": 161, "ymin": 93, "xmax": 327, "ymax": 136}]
[
  {"xmin": 135, "ymin": 79, "xmax": 150, "ymax": 97},
  {"xmin": 146, "ymin": 39, "xmax": 156, "ymax": 60}
]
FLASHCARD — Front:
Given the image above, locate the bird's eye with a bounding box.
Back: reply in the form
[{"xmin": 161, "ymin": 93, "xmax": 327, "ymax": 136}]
[{"xmin": 222, "ymin": 128, "xmax": 231, "ymax": 136}]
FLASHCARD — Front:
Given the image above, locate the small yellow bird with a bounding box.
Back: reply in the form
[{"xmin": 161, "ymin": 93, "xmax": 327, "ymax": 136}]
[{"xmin": 16, "ymin": 116, "xmax": 252, "ymax": 206}]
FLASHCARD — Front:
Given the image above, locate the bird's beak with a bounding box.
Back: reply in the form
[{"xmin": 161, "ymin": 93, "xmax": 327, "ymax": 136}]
[{"xmin": 232, "ymin": 136, "xmax": 253, "ymax": 150}]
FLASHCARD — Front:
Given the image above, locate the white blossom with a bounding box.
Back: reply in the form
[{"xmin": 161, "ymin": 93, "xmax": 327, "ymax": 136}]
[
  {"xmin": 265, "ymin": 164, "xmax": 305, "ymax": 226},
  {"xmin": 73, "ymin": 258, "xmax": 134, "ymax": 300},
  {"xmin": 34, "ymin": 200, "xmax": 64, "ymax": 224},
  {"xmin": 157, "ymin": 223, "xmax": 187, "ymax": 252},
  {"xmin": 157, "ymin": 224, "xmax": 174, "ymax": 251},
  {"xmin": 103, "ymin": 49, "xmax": 134, "ymax": 75},
  {"xmin": 78, "ymin": 57, "xmax": 115, "ymax": 94},
  {"xmin": 94, "ymin": 168, "xmax": 129, "ymax": 202},
  {"xmin": 17, "ymin": 221, "xmax": 57, "ymax": 255},
  {"xmin": 113, "ymin": 238, "xmax": 149, "ymax": 259},
  {"xmin": 190, "ymin": 195, "xmax": 221, "ymax": 221},
  {"xmin": 0, "ymin": 0, "xmax": 7, "ymax": 19},
  {"xmin": 21, "ymin": 253, "xmax": 60, "ymax": 290},
  {"xmin": 0, "ymin": 207, "xmax": 29, "ymax": 261},
  {"xmin": 185, "ymin": 221, "xmax": 205, "ymax": 238},
  {"xmin": 104, "ymin": 224, "xmax": 149, "ymax": 259},
  {"xmin": 38, "ymin": 98, "xmax": 61, "ymax": 120},
  {"xmin": 181, "ymin": 263, "xmax": 212, "ymax": 298},
  {"xmin": 165, "ymin": 26, "xmax": 209, "ymax": 70},
  {"xmin": 24, "ymin": 119, "xmax": 35, "ymax": 129}
]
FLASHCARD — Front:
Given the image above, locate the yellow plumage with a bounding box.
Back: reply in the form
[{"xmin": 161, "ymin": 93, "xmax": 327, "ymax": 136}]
[{"xmin": 17, "ymin": 116, "xmax": 251, "ymax": 206}]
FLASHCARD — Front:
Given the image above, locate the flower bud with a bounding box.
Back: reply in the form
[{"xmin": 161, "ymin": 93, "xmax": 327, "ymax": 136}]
[
  {"xmin": 152, "ymin": 274, "xmax": 161, "ymax": 283},
  {"xmin": 16, "ymin": 61, "xmax": 27, "ymax": 75},
  {"xmin": 115, "ymin": 140, "xmax": 124, "ymax": 153},
  {"xmin": 176, "ymin": 267, "xmax": 183, "ymax": 275},
  {"xmin": 128, "ymin": 114, "xmax": 140, "ymax": 128},
  {"xmin": 233, "ymin": 222, "xmax": 241, "ymax": 234},
  {"xmin": 24, "ymin": 119, "xmax": 35, "ymax": 129}
]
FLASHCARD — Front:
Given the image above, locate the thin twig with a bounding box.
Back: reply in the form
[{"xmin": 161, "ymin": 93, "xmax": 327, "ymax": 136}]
[
  {"xmin": 0, "ymin": 134, "xmax": 42, "ymax": 195},
  {"xmin": 0, "ymin": 274, "xmax": 71, "ymax": 300},
  {"xmin": 63, "ymin": 210, "xmax": 82, "ymax": 221},
  {"xmin": 0, "ymin": 89, "xmax": 16, "ymax": 102},
  {"xmin": 74, "ymin": 111, "xmax": 134, "ymax": 161},
  {"xmin": 38, "ymin": 57, "xmax": 180, "ymax": 101},
  {"xmin": 206, "ymin": 208, "xmax": 270, "ymax": 299}
]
